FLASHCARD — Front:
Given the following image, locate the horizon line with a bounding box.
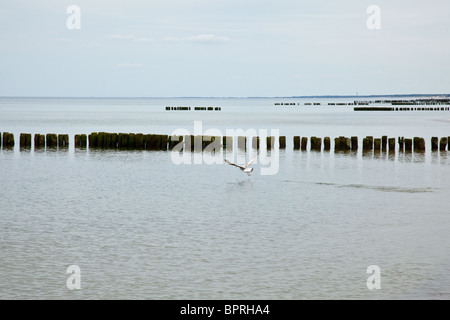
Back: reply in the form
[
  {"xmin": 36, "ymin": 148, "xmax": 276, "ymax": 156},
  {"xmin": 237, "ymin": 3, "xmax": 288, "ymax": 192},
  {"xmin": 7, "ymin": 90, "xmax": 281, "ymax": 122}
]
[{"xmin": 0, "ymin": 93, "xmax": 449, "ymax": 99}]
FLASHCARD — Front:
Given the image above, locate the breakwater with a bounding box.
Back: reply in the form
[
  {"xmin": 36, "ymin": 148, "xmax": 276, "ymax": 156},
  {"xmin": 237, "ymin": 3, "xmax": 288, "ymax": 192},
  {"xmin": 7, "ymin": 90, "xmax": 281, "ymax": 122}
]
[
  {"xmin": 1, "ymin": 132, "xmax": 449, "ymax": 153},
  {"xmin": 275, "ymin": 98, "xmax": 450, "ymax": 110},
  {"xmin": 165, "ymin": 106, "xmax": 222, "ymax": 111}
]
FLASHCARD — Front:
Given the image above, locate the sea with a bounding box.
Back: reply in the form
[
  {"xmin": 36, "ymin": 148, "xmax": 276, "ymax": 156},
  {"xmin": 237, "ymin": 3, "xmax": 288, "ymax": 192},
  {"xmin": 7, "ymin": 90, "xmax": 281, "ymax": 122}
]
[{"xmin": 0, "ymin": 96, "xmax": 449, "ymax": 300}]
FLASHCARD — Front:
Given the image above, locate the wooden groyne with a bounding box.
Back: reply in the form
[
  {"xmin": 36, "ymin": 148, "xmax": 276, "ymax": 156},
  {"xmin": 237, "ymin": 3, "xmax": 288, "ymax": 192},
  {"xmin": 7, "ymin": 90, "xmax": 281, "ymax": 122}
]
[
  {"xmin": 276, "ymin": 98, "xmax": 450, "ymax": 108},
  {"xmin": 165, "ymin": 106, "xmax": 222, "ymax": 111},
  {"xmin": 354, "ymin": 106, "xmax": 450, "ymax": 112},
  {"xmin": 1, "ymin": 132, "xmax": 449, "ymax": 153}
]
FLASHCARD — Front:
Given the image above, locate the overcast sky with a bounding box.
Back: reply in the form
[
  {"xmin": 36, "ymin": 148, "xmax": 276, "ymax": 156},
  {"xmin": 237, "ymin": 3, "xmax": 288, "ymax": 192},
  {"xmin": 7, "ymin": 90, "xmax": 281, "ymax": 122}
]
[{"xmin": 1, "ymin": 0, "xmax": 449, "ymax": 97}]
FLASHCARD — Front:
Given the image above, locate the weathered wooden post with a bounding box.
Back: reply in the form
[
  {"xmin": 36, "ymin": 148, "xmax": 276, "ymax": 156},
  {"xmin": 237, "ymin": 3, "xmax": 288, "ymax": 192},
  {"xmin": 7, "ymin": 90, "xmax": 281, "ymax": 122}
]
[
  {"xmin": 351, "ymin": 136, "xmax": 358, "ymax": 151},
  {"xmin": 388, "ymin": 138, "xmax": 395, "ymax": 152},
  {"xmin": 97, "ymin": 132, "xmax": 105, "ymax": 148},
  {"xmin": 46, "ymin": 133, "xmax": 57, "ymax": 148},
  {"xmin": 123, "ymin": 133, "xmax": 130, "ymax": 149},
  {"xmin": 382, "ymin": 136, "xmax": 388, "ymax": 151},
  {"xmin": 111, "ymin": 133, "xmax": 118, "ymax": 148},
  {"xmin": 310, "ymin": 137, "xmax": 321, "ymax": 151},
  {"xmin": 168, "ymin": 135, "xmax": 182, "ymax": 150},
  {"xmin": 159, "ymin": 135, "xmax": 168, "ymax": 151},
  {"xmin": 223, "ymin": 136, "xmax": 233, "ymax": 152},
  {"xmin": 439, "ymin": 137, "xmax": 448, "ymax": 151},
  {"xmin": 398, "ymin": 137, "xmax": 404, "ymax": 152},
  {"xmin": 58, "ymin": 134, "xmax": 69, "ymax": 148},
  {"xmin": 202, "ymin": 135, "xmax": 212, "ymax": 150},
  {"xmin": 293, "ymin": 136, "xmax": 300, "ymax": 150},
  {"xmin": 74, "ymin": 135, "xmax": 81, "ymax": 148},
  {"xmin": 127, "ymin": 133, "xmax": 135, "ymax": 149},
  {"xmin": 279, "ymin": 136, "xmax": 286, "ymax": 149},
  {"xmin": 35, "ymin": 134, "xmax": 44, "ymax": 149},
  {"xmin": 431, "ymin": 137, "xmax": 439, "ymax": 151},
  {"xmin": 135, "ymin": 133, "xmax": 144, "ymax": 149},
  {"xmin": 418, "ymin": 137, "xmax": 426, "ymax": 152},
  {"xmin": 237, "ymin": 136, "xmax": 246, "ymax": 151},
  {"xmin": 252, "ymin": 136, "xmax": 260, "ymax": 149},
  {"xmin": 301, "ymin": 137, "xmax": 308, "ymax": 151},
  {"xmin": 80, "ymin": 134, "xmax": 87, "ymax": 148},
  {"xmin": 362, "ymin": 137, "xmax": 372, "ymax": 151},
  {"xmin": 404, "ymin": 138, "xmax": 412, "ymax": 152},
  {"xmin": 7, "ymin": 133, "xmax": 15, "ymax": 148},
  {"xmin": 89, "ymin": 132, "xmax": 98, "ymax": 148},
  {"xmin": 20, "ymin": 133, "xmax": 32, "ymax": 148},
  {"xmin": 104, "ymin": 133, "xmax": 112, "ymax": 148},
  {"xmin": 374, "ymin": 138, "xmax": 381, "ymax": 151},
  {"xmin": 413, "ymin": 137, "xmax": 425, "ymax": 152},
  {"xmin": 324, "ymin": 137, "xmax": 331, "ymax": 151},
  {"xmin": 266, "ymin": 136, "xmax": 273, "ymax": 150}
]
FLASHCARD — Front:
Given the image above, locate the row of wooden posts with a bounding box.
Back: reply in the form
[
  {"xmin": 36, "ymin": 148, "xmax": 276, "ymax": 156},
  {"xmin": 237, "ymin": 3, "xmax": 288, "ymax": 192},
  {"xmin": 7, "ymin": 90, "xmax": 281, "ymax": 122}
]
[{"xmin": 1, "ymin": 132, "xmax": 449, "ymax": 152}]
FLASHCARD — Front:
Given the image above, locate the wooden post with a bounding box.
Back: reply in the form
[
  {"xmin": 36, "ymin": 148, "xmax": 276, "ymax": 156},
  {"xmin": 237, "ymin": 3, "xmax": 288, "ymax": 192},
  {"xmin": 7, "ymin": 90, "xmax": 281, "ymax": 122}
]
[
  {"xmin": 382, "ymin": 136, "xmax": 388, "ymax": 151},
  {"xmin": 293, "ymin": 136, "xmax": 300, "ymax": 150},
  {"xmin": 20, "ymin": 133, "xmax": 32, "ymax": 148},
  {"xmin": 80, "ymin": 134, "xmax": 87, "ymax": 148},
  {"xmin": 279, "ymin": 136, "xmax": 286, "ymax": 149},
  {"xmin": 310, "ymin": 137, "xmax": 321, "ymax": 151},
  {"xmin": 135, "ymin": 133, "xmax": 144, "ymax": 149},
  {"xmin": 440, "ymin": 137, "xmax": 448, "ymax": 151},
  {"xmin": 105, "ymin": 133, "xmax": 112, "ymax": 148},
  {"xmin": 404, "ymin": 138, "xmax": 412, "ymax": 152},
  {"xmin": 238, "ymin": 136, "xmax": 247, "ymax": 151},
  {"xmin": 74, "ymin": 135, "xmax": 81, "ymax": 148},
  {"xmin": 374, "ymin": 138, "xmax": 381, "ymax": 151},
  {"xmin": 324, "ymin": 137, "xmax": 331, "ymax": 151},
  {"xmin": 111, "ymin": 133, "xmax": 118, "ymax": 148},
  {"xmin": 388, "ymin": 138, "xmax": 395, "ymax": 152},
  {"xmin": 252, "ymin": 136, "xmax": 260, "ymax": 149},
  {"xmin": 46, "ymin": 134, "xmax": 57, "ymax": 148},
  {"xmin": 431, "ymin": 137, "xmax": 439, "ymax": 151},
  {"xmin": 351, "ymin": 136, "xmax": 358, "ymax": 151},
  {"xmin": 301, "ymin": 137, "xmax": 308, "ymax": 151},
  {"xmin": 266, "ymin": 136, "xmax": 273, "ymax": 150},
  {"xmin": 89, "ymin": 133, "xmax": 98, "ymax": 148}
]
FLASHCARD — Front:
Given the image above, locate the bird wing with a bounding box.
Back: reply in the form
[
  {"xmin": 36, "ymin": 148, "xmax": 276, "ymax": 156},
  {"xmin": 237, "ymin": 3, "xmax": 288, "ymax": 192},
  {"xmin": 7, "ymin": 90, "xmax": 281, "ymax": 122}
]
[
  {"xmin": 225, "ymin": 159, "xmax": 245, "ymax": 169},
  {"xmin": 243, "ymin": 152, "xmax": 259, "ymax": 168}
]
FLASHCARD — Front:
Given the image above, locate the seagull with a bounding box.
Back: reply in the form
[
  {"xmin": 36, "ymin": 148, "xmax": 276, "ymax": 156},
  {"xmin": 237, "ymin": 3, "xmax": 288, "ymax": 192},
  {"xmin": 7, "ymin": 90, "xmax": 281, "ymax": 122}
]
[{"xmin": 224, "ymin": 153, "xmax": 259, "ymax": 176}]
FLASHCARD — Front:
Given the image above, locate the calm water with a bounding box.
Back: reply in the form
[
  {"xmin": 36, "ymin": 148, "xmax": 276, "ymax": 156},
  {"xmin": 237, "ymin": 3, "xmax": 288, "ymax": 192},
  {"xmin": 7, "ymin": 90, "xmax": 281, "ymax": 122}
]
[{"xmin": 0, "ymin": 97, "xmax": 449, "ymax": 299}]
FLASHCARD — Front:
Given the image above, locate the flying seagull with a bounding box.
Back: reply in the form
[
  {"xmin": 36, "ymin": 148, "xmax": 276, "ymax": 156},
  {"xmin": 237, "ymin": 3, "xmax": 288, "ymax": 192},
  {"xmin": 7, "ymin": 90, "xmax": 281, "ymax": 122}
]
[{"xmin": 224, "ymin": 153, "xmax": 259, "ymax": 176}]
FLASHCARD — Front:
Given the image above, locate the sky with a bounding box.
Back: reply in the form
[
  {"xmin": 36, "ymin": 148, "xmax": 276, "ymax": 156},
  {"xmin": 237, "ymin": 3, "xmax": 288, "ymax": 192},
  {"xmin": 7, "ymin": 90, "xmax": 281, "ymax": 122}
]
[{"xmin": 0, "ymin": 0, "xmax": 449, "ymax": 97}]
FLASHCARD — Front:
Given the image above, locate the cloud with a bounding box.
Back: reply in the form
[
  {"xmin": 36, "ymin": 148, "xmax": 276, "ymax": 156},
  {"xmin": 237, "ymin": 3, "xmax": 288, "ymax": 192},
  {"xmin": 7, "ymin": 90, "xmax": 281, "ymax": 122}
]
[
  {"xmin": 109, "ymin": 34, "xmax": 135, "ymax": 40},
  {"xmin": 116, "ymin": 62, "xmax": 143, "ymax": 68},
  {"xmin": 108, "ymin": 34, "xmax": 153, "ymax": 43},
  {"xmin": 186, "ymin": 34, "xmax": 231, "ymax": 43},
  {"xmin": 133, "ymin": 37, "xmax": 153, "ymax": 43}
]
